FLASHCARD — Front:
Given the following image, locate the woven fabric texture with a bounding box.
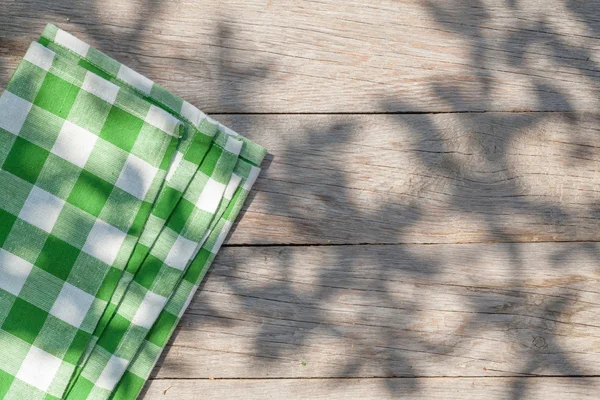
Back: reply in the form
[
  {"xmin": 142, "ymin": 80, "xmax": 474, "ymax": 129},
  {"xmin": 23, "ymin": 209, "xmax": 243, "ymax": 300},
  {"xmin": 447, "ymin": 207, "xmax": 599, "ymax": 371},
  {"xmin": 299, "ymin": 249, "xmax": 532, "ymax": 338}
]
[{"xmin": 0, "ymin": 24, "xmax": 266, "ymax": 400}]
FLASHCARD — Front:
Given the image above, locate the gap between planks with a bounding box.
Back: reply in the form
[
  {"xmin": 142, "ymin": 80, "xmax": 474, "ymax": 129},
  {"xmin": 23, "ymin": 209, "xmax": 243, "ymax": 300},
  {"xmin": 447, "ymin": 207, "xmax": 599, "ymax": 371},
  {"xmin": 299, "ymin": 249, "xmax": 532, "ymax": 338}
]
[{"xmin": 143, "ymin": 376, "xmax": 600, "ymax": 399}]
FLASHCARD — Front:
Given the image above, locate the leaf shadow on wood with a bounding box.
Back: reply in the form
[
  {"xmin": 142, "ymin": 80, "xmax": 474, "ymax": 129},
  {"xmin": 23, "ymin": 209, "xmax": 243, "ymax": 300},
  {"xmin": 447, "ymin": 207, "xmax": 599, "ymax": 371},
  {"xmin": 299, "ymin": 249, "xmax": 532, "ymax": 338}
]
[
  {"xmin": 153, "ymin": 2, "xmax": 600, "ymax": 399},
  {"xmin": 3, "ymin": 1, "xmax": 600, "ymax": 399}
]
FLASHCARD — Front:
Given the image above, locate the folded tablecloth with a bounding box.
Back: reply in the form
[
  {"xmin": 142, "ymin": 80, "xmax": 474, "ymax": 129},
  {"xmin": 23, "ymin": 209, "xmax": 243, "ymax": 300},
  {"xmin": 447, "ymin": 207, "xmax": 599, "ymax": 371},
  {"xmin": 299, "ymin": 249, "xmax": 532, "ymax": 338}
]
[{"xmin": 0, "ymin": 24, "xmax": 266, "ymax": 400}]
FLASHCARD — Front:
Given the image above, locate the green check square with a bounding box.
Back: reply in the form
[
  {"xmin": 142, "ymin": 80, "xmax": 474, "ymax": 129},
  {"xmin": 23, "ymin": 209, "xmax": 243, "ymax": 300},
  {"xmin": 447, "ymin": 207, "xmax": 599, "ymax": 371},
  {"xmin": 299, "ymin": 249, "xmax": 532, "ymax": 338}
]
[
  {"xmin": 0, "ymin": 208, "xmax": 17, "ymax": 247},
  {"xmin": 0, "ymin": 129, "xmax": 17, "ymax": 167},
  {"xmin": 19, "ymin": 267, "xmax": 64, "ymax": 313},
  {"xmin": 33, "ymin": 72, "xmax": 79, "ymax": 119},
  {"xmin": 94, "ymin": 303, "xmax": 116, "ymax": 336},
  {"xmin": 98, "ymin": 187, "xmax": 140, "ymax": 232},
  {"xmin": 115, "ymin": 284, "xmax": 145, "ymax": 321},
  {"xmin": 152, "ymin": 186, "xmax": 182, "ymax": 220},
  {"xmin": 2, "ymin": 219, "xmax": 48, "ymax": 264},
  {"xmin": 114, "ymin": 324, "xmax": 148, "ymax": 359},
  {"xmin": 84, "ymin": 138, "xmax": 128, "ymax": 185},
  {"xmin": 36, "ymin": 153, "xmax": 82, "ymax": 200},
  {"xmin": 151, "ymin": 267, "xmax": 182, "ymax": 298},
  {"xmin": 18, "ymin": 105, "xmax": 64, "ymax": 151},
  {"xmin": 128, "ymin": 201, "xmax": 153, "ymax": 237},
  {"xmin": 96, "ymin": 313, "xmax": 130, "ymax": 353},
  {"xmin": 34, "ymin": 315, "xmax": 78, "ymax": 358},
  {"xmin": 67, "ymin": 90, "xmax": 112, "ymax": 135},
  {"xmin": 133, "ymin": 254, "xmax": 163, "ymax": 290},
  {"xmin": 2, "ymin": 137, "xmax": 49, "ymax": 184},
  {"xmin": 96, "ymin": 267, "xmax": 122, "ymax": 302},
  {"xmin": 51, "ymin": 203, "xmax": 96, "ymax": 249},
  {"xmin": 161, "ymin": 137, "xmax": 180, "ymax": 172},
  {"xmin": 125, "ymin": 244, "xmax": 149, "ymax": 275},
  {"xmin": 147, "ymin": 311, "xmax": 177, "ymax": 347},
  {"xmin": 185, "ymin": 248, "xmax": 211, "ymax": 284},
  {"xmin": 0, "ymin": 170, "xmax": 31, "ymax": 217},
  {"xmin": 147, "ymin": 228, "xmax": 177, "ymax": 261},
  {"xmin": 64, "ymin": 330, "xmax": 92, "ymax": 365},
  {"xmin": 112, "ymin": 371, "xmax": 145, "ymax": 400},
  {"xmin": 163, "ymin": 280, "xmax": 193, "ymax": 317},
  {"xmin": 48, "ymin": 51, "xmax": 87, "ymax": 86},
  {"xmin": 184, "ymin": 132, "xmax": 212, "ymax": 164},
  {"xmin": 166, "ymin": 198, "xmax": 195, "ymax": 233},
  {"xmin": 0, "ymin": 291, "xmax": 15, "ymax": 328},
  {"xmin": 67, "ymin": 252, "xmax": 110, "ymax": 296},
  {"xmin": 99, "ymin": 106, "xmax": 144, "ymax": 152},
  {"xmin": 150, "ymin": 85, "xmax": 183, "ymax": 115},
  {"xmin": 130, "ymin": 123, "xmax": 171, "ymax": 167},
  {"xmin": 5, "ymin": 61, "xmax": 46, "ymax": 103},
  {"xmin": 0, "ymin": 368, "xmax": 15, "ymax": 399},
  {"xmin": 114, "ymin": 89, "xmax": 151, "ymax": 118},
  {"xmin": 35, "ymin": 235, "xmax": 81, "ymax": 281},
  {"xmin": 67, "ymin": 170, "xmax": 113, "ymax": 217},
  {"xmin": 6, "ymin": 381, "xmax": 44, "ymax": 400},
  {"xmin": 198, "ymin": 145, "xmax": 223, "ymax": 177},
  {"xmin": 182, "ymin": 172, "xmax": 208, "ymax": 204},
  {"xmin": 0, "ymin": 329, "xmax": 31, "ymax": 376},
  {"xmin": 65, "ymin": 376, "xmax": 93, "ymax": 400},
  {"xmin": 2, "ymin": 298, "xmax": 48, "ymax": 344},
  {"xmin": 86, "ymin": 47, "xmax": 121, "ymax": 77}
]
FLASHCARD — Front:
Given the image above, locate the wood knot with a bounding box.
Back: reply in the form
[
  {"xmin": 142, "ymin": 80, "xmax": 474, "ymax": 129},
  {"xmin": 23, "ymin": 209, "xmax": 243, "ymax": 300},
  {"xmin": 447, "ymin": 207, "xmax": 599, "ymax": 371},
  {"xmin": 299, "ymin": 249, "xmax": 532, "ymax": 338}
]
[{"xmin": 532, "ymin": 336, "xmax": 547, "ymax": 349}]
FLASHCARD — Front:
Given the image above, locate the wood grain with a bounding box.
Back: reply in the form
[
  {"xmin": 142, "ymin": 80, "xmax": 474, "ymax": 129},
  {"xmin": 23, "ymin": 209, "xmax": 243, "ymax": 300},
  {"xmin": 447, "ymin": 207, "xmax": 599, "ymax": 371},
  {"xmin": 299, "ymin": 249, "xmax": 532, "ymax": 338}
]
[
  {"xmin": 2, "ymin": 1, "xmax": 600, "ymax": 112},
  {"xmin": 217, "ymin": 113, "xmax": 600, "ymax": 245},
  {"xmin": 3, "ymin": 2, "xmax": 600, "ymax": 398},
  {"xmin": 143, "ymin": 377, "xmax": 600, "ymax": 399},
  {"xmin": 153, "ymin": 243, "xmax": 600, "ymax": 379}
]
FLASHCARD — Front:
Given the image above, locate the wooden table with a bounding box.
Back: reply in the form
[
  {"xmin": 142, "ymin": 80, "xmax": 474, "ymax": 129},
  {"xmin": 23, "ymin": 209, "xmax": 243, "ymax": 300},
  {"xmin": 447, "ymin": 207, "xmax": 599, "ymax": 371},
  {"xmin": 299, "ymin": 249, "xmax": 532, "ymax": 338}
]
[{"xmin": 2, "ymin": 1, "xmax": 600, "ymax": 398}]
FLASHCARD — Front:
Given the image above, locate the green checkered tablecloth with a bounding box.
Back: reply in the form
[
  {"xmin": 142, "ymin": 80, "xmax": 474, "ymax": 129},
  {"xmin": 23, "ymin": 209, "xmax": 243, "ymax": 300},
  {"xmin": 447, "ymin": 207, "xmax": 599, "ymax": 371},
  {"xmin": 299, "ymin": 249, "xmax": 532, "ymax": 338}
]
[{"xmin": 0, "ymin": 24, "xmax": 266, "ymax": 400}]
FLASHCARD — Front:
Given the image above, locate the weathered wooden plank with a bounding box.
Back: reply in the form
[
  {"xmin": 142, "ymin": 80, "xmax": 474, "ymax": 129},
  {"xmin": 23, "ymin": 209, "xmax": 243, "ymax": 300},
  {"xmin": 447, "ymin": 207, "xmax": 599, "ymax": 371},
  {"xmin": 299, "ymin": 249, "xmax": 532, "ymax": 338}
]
[
  {"xmin": 154, "ymin": 243, "xmax": 600, "ymax": 379},
  {"xmin": 3, "ymin": 1, "xmax": 600, "ymax": 112},
  {"xmin": 143, "ymin": 377, "xmax": 600, "ymax": 399},
  {"xmin": 216, "ymin": 113, "xmax": 600, "ymax": 244}
]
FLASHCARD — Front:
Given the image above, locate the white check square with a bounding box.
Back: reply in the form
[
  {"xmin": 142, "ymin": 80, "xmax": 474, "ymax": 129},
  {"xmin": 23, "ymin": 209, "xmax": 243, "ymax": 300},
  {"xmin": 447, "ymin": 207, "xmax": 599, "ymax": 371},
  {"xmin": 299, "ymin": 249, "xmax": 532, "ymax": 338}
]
[
  {"xmin": 82, "ymin": 219, "xmax": 127, "ymax": 266},
  {"xmin": 24, "ymin": 42, "xmax": 55, "ymax": 71},
  {"xmin": 166, "ymin": 151, "xmax": 183, "ymax": 182},
  {"xmin": 224, "ymin": 174, "xmax": 242, "ymax": 200},
  {"xmin": 145, "ymin": 105, "xmax": 180, "ymax": 136},
  {"xmin": 180, "ymin": 101, "xmax": 205, "ymax": 127},
  {"xmin": 195, "ymin": 178, "xmax": 226, "ymax": 213},
  {"xmin": 50, "ymin": 282, "xmax": 95, "ymax": 328},
  {"xmin": 224, "ymin": 136, "xmax": 242, "ymax": 155},
  {"xmin": 115, "ymin": 153, "xmax": 159, "ymax": 200},
  {"xmin": 0, "ymin": 91, "xmax": 33, "ymax": 135},
  {"xmin": 179, "ymin": 284, "xmax": 199, "ymax": 318},
  {"xmin": 55, "ymin": 28, "xmax": 90, "ymax": 57},
  {"xmin": 131, "ymin": 291, "xmax": 167, "ymax": 329},
  {"xmin": 0, "ymin": 249, "xmax": 33, "ymax": 296},
  {"xmin": 117, "ymin": 65, "xmax": 153, "ymax": 95},
  {"xmin": 243, "ymin": 166, "xmax": 261, "ymax": 191},
  {"xmin": 16, "ymin": 346, "xmax": 62, "ymax": 391},
  {"xmin": 81, "ymin": 72, "xmax": 120, "ymax": 104},
  {"xmin": 96, "ymin": 355, "xmax": 128, "ymax": 391},
  {"xmin": 164, "ymin": 235, "xmax": 197, "ymax": 270},
  {"xmin": 51, "ymin": 121, "xmax": 98, "ymax": 168},
  {"xmin": 18, "ymin": 186, "xmax": 65, "ymax": 233},
  {"xmin": 212, "ymin": 220, "xmax": 233, "ymax": 253}
]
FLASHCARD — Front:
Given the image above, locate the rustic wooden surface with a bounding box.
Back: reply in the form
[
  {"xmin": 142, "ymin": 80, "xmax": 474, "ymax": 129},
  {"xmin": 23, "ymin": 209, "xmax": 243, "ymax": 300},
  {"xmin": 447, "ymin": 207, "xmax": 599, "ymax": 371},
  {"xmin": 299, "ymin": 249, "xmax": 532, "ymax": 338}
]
[
  {"xmin": 2, "ymin": 0, "xmax": 600, "ymax": 399},
  {"xmin": 144, "ymin": 377, "xmax": 600, "ymax": 399}
]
